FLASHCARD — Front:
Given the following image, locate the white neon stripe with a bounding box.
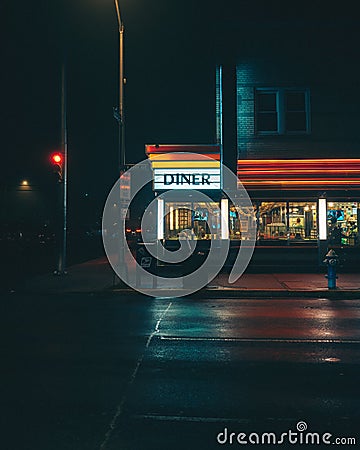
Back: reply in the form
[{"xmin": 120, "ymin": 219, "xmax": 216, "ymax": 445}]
[
  {"xmin": 157, "ymin": 198, "xmax": 164, "ymax": 240},
  {"xmin": 154, "ymin": 183, "xmax": 221, "ymax": 190},
  {"xmin": 154, "ymin": 168, "xmax": 221, "ymax": 174},
  {"xmin": 221, "ymin": 198, "xmax": 229, "ymax": 240},
  {"xmin": 175, "ymin": 208, "xmax": 179, "ymax": 229},
  {"xmin": 169, "ymin": 206, "xmax": 174, "ymax": 231},
  {"xmin": 318, "ymin": 198, "xmax": 327, "ymax": 240}
]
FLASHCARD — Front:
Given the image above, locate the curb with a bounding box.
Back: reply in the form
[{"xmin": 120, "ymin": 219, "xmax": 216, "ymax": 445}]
[
  {"xmin": 7, "ymin": 287, "xmax": 360, "ymax": 299},
  {"xmin": 7, "ymin": 280, "xmax": 360, "ymax": 299},
  {"xmin": 110, "ymin": 286, "xmax": 360, "ymax": 299}
]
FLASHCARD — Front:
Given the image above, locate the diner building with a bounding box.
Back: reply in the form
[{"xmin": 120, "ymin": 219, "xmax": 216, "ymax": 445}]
[
  {"xmin": 146, "ymin": 145, "xmax": 360, "ymax": 255},
  {"xmin": 144, "ymin": 27, "xmax": 360, "ymax": 268}
]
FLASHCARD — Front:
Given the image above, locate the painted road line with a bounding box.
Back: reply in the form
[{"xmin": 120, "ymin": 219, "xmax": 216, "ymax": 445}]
[{"xmin": 158, "ymin": 336, "xmax": 360, "ymax": 344}]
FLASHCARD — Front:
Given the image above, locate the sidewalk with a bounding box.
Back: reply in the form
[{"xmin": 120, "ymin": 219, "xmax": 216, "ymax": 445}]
[
  {"xmin": 213, "ymin": 272, "xmax": 360, "ymax": 291},
  {"xmin": 15, "ymin": 256, "xmax": 360, "ymax": 297},
  {"xmin": 18, "ymin": 257, "xmax": 116, "ymax": 295}
]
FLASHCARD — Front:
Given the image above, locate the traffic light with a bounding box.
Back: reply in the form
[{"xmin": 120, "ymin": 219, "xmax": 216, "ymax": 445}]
[{"xmin": 51, "ymin": 152, "xmax": 63, "ymax": 181}]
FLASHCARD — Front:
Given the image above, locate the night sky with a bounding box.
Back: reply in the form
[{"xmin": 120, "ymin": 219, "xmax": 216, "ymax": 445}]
[{"xmin": 2, "ymin": 0, "xmax": 359, "ymax": 221}]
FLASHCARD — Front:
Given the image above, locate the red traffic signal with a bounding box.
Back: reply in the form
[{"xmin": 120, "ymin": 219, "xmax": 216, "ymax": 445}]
[
  {"xmin": 51, "ymin": 153, "xmax": 63, "ymax": 164},
  {"xmin": 50, "ymin": 152, "xmax": 64, "ymax": 181}
]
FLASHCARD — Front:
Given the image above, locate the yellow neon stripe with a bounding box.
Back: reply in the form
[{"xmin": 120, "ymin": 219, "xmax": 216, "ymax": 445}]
[
  {"xmin": 151, "ymin": 161, "xmax": 220, "ymax": 168},
  {"xmin": 149, "ymin": 154, "xmax": 220, "ymax": 161}
]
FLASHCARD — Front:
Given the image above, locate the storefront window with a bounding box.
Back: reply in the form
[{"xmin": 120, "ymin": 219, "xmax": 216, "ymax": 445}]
[
  {"xmin": 257, "ymin": 202, "xmax": 287, "ymax": 240},
  {"xmin": 161, "ymin": 199, "xmax": 360, "ymax": 244},
  {"xmin": 229, "ymin": 206, "xmax": 241, "ymax": 239},
  {"xmin": 165, "ymin": 202, "xmax": 191, "ymax": 239},
  {"xmin": 288, "ymin": 202, "xmax": 317, "ymax": 240},
  {"xmin": 257, "ymin": 202, "xmax": 317, "ymax": 242},
  {"xmin": 164, "ymin": 202, "xmax": 221, "ymax": 240},
  {"xmin": 327, "ymin": 202, "xmax": 359, "ymax": 247},
  {"xmin": 229, "ymin": 205, "xmax": 256, "ymax": 240}
]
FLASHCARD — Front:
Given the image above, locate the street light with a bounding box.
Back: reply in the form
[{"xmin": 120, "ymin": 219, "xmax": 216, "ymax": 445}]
[
  {"xmin": 113, "ymin": 0, "xmax": 128, "ymax": 283},
  {"xmin": 113, "ymin": 0, "xmax": 126, "ymax": 170}
]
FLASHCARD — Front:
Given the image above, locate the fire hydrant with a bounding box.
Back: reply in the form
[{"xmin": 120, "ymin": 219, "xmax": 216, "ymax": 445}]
[{"xmin": 323, "ymin": 249, "xmax": 339, "ymax": 289}]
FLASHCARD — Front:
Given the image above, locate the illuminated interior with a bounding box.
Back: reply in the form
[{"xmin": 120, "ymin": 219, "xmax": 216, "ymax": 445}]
[
  {"xmin": 164, "ymin": 202, "xmax": 221, "ymax": 240},
  {"xmin": 327, "ymin": 202, "xmax": 358, "ymax": 246},
  {"xmin": 256, "ymin": 202, "xmax": 318, "ymax": 241}
]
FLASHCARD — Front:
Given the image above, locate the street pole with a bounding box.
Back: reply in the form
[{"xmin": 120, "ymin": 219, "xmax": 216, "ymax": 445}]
[
  {"xmin": 113, "ymin": 0, "xmax": 128, "ymax": 283},
  {"xmin": 56, "ymin": 62, "xmax": 68, "ymax": 275},
  {"xmin": 114, "ymin": 0, "xmax": 125, "ymax": 170}
]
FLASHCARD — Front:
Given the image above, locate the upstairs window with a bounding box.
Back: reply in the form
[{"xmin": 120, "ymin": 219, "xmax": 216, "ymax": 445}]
[
  {"xmin": 257, "ymin": 92, "xmax": 278, "ymax": 132},
  {"xmin": 256, "ymin": 88, "xmax": 310, "ymax": 135}
]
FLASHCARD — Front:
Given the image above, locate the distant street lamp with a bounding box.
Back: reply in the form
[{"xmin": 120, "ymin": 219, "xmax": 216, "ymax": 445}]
[
  {"xmin": 19, "ymin": 180, "xmax": 31, "ymax": 192},
  {"xmin": 113, "ymin": 0, "xmax": 126, "ymax": 170}
]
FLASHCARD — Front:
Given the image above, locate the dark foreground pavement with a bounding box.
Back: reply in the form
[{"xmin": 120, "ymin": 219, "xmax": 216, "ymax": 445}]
[
  {"xmin": 13, "ymin": 256, "xmax": 360, "ymax": 298},
  {"xmin": 2, "ymin": 293, "xmax": 360, "ymax": 450}
]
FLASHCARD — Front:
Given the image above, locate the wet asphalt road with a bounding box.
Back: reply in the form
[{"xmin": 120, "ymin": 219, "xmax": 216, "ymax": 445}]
[{"xmin": 2, "ymin": 294, "xmax": 360, "ymax": 449}]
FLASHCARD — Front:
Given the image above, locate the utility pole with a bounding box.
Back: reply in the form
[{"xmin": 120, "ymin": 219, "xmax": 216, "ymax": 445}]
[
  {"xmin": 114, "ymin": 0, "xmax": 126, "ymax": 170},
  {"xmin": 55, "ymin": 63, "xmax": 68, "ymax": 275}
]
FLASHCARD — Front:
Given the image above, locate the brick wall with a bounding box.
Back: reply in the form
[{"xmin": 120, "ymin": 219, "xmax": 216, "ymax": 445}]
[{"xmin": 236, "ymin": 55, "xmax": 360, "ymax": 160}]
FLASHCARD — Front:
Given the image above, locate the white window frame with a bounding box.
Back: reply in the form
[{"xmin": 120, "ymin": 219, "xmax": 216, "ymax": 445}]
[{"xmin": 255, "ymin": 88, "xmax": 311, "ymax": 135}]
